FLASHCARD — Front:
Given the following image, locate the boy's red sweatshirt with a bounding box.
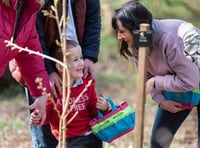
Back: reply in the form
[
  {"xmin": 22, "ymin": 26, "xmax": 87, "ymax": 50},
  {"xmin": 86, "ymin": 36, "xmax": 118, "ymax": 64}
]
[{"xmin": 45, "ymin": 76, "xmax": 98, "ymax": 139}]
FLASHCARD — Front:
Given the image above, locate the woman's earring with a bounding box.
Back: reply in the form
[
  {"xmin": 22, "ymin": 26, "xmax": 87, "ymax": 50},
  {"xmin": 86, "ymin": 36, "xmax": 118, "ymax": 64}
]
[{"xmin": 67, "ymin": 64, "xmax": 71, "ymax": 68}]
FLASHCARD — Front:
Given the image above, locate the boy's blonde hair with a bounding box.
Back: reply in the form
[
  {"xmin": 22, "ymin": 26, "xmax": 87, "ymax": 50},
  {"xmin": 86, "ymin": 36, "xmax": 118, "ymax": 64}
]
[{"xmin": 52, "ymin": 40, "xmax": 80, "ymax": 62}]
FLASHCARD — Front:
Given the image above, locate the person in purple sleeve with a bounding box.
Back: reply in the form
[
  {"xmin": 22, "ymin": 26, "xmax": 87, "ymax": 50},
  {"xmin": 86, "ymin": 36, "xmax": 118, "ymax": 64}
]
[{"xmin": 112, "ymin": 1, "xmax": 200, "ymax": 148}]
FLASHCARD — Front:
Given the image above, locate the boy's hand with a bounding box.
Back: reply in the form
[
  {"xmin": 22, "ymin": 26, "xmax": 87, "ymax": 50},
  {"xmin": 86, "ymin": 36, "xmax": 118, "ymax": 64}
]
[
  {"xmin": 29, "ymin": 95, "xmax": 47, "ymax": 128},
  {"xmin": 30, "ymin": 110, "xmax": 40, "ymax": 125},
  {"xmin": 96, "ymin": 96, "xmax": 111, "ymax": 112}
]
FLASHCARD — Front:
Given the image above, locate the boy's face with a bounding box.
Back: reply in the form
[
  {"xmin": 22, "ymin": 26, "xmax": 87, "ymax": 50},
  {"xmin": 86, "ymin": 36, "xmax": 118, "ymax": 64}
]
[{"xmin": 67, "ymin": 46, "xmax": 84, "ymax": 80}]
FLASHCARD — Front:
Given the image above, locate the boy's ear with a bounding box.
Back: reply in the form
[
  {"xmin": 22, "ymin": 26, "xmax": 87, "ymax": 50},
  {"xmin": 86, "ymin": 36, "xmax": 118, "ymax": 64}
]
[{"xmin": 55, "ymin": 63, "xmax": 63, "ymax": 73}]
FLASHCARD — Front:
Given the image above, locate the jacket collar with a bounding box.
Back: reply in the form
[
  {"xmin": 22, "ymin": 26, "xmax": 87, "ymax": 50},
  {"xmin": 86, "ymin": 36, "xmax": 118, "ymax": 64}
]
[{"xmin": 71, "ymin": 78, "xmax": 83, "ymax": 88}]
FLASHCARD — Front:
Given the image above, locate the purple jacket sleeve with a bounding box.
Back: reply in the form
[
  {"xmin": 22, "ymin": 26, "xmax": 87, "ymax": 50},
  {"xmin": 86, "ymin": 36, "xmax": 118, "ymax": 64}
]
[{"xmin": 150, "ymin": 32, "xmax": 199, "ymax": 104}]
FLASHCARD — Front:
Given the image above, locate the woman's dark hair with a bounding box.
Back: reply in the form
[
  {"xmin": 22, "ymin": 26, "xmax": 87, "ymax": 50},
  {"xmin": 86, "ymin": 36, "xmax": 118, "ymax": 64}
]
[{"xmin": 112, "ymin": 1, "xmax": 153, "ymax": 59}]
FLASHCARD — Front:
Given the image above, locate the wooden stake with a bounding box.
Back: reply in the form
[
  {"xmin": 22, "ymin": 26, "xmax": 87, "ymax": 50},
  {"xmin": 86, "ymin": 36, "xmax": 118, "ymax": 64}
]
[
  {"xmin": 134, "ymin": 24, "xmax": 150, "ymax": 148},
  {"xmin": 61, "ymin": 0, "xmax": 67, "ymax": 147}
]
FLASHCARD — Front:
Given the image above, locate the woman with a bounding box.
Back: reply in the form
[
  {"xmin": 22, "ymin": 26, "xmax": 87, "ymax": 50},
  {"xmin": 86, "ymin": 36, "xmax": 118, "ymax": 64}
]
[{"xmin": 112, "ymin": 1, "xmax": 200, "ymax": 148}]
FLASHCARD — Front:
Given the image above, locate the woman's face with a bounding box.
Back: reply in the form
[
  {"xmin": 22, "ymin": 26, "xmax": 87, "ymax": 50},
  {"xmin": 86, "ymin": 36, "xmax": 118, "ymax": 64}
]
[{"xmin": 116, "ymin": 19, "xmax": 134, "ymax": 47}]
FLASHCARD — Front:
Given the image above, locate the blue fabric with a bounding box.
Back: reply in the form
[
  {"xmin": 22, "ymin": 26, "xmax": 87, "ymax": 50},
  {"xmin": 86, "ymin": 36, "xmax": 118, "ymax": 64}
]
[
  {"xmin": 150, "ymin": 104, "xmax": 200, "ymax": 148},
  {"xmin": 163, "ymin": 90, "xmax": 200, "ymax": 105},
  {"xmin": 45, "ymin": 0, "xmax": 50, "ymax": 4},
  {"xmin": 29, "ymin": 124, "xmax": 58, "ymax": 148},
  {"xmin": 96, "ymin": 113, "xmax": 135, "ymax": 142},
  {"xmin": 93, "ymin": 98, "xmax": 135, "ymax": 143},
  {"xmin": 81, "ymin": 0, "xmax": 101, "ymax": 63}
]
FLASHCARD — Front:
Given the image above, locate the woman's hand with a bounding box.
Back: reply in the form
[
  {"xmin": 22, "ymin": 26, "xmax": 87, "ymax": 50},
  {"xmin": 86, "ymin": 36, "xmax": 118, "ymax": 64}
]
[
  {"xmin": 96, "ymin": 96, "xmax": 111, "ymax": 112},
  {"xmin": 159, "ymin": 100, "xmax": 184, "ymax": 113}
]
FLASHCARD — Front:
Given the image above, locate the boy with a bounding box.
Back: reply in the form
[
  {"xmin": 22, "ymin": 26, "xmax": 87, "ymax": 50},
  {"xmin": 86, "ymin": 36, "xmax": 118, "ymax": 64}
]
[{"xmin": 30, "ymin": 40, "xmax": 111, "ymax": 148}]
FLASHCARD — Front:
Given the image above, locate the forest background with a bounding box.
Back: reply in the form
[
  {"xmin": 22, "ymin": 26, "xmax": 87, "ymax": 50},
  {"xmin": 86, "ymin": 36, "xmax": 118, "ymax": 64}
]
[{"xmin": 0, "ymin": 0, "xmax": 200, "ymax": 147}]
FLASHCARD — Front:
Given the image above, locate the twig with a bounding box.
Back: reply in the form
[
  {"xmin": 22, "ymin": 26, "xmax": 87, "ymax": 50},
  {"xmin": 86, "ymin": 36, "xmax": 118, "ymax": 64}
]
[
  {"xmin": 35, "ymin": 78, "xmax": 61, "ymax": 118},
  {"xmin": 4, "ymin": 39, "xmax": 68, "ymax": 70},
  {"xmin": 49, "ymin": 95, "xmax": 61, "ymax": 118},
  {"xmin": 66, "ymin": 111, "xmax": 78, "ymax": 125},
  {"xmin": 64, "ymin": 80, "xmax": 92, "ymax": 118}
]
